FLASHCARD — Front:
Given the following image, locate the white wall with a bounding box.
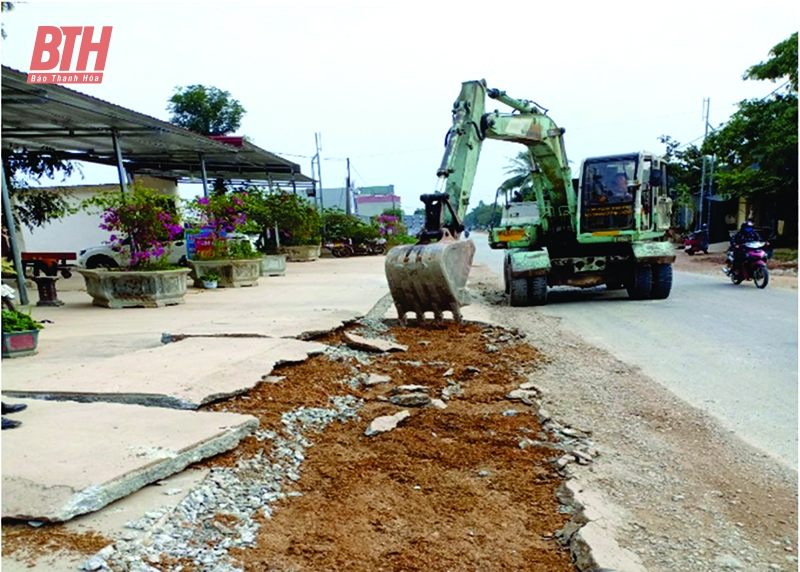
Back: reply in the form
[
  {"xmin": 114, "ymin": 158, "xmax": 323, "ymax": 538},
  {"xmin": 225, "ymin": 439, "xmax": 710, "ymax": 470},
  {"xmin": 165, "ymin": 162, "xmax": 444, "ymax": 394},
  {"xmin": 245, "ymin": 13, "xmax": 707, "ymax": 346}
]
[{"xmin": 17, "ymin": 176, "xmax": 179, "ymax": 256}]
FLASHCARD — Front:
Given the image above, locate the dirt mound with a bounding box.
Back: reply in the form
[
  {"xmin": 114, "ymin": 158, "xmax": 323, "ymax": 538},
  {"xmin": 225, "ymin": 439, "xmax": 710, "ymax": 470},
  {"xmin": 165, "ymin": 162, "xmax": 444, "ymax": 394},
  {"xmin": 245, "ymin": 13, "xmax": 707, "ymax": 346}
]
[{"xmin": 206, "ymin": 323, "xmax": 580, "ymax": 571}]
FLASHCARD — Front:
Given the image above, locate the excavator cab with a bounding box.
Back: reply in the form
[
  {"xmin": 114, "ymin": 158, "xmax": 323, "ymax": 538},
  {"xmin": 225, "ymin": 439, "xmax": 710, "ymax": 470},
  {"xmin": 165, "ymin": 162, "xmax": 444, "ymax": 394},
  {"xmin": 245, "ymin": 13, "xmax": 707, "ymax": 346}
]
[{"xmin": 577, "ymin": 152, "xmax": 670, "ymax": 239}]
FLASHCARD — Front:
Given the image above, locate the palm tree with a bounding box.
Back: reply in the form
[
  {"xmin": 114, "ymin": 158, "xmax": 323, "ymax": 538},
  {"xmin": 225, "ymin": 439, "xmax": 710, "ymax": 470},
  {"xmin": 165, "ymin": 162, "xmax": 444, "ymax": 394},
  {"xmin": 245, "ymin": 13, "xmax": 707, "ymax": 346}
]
[{"xmin": 499, "ymin": 149, "xmax": 536, "ymax": 199}]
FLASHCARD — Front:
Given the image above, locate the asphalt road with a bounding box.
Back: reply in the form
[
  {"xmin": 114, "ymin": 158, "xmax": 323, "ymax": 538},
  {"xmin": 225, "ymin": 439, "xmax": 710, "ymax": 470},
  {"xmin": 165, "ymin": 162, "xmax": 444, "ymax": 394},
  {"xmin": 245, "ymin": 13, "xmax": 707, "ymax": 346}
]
[{"xmin": 471, "ymin": 235, "xmax": 798, "ymax": 469}]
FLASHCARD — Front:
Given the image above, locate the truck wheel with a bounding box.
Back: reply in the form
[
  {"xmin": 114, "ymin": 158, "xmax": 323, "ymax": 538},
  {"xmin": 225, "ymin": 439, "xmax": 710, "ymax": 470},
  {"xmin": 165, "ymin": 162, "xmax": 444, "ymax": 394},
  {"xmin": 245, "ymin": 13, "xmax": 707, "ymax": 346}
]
[
  {"xmin": 626, "ymin": 266, "xmax": 652, "ymax": 300},
  {"xmin": 650, "ymin": 264, "xmax": 673, "ymax": 299},
  {"xmin": 509, "ymin": 277, "xmax": 529, "ymax": 307},
  {"xmin": 528, "ymin": 275, "xmax": 547, "ymax": 306},
  {"xmin": 86, "ymin": 255, "xmax": 118, "ymax": 270}
]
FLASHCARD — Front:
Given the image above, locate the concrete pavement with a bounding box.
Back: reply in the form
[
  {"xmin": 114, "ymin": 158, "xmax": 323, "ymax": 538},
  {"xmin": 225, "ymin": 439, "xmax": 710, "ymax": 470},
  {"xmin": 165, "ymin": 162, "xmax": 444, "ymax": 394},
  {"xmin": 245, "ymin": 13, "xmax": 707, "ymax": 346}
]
[{"xmin": 1, "ymin": 256, "xmax": 391, "ymax": 526}]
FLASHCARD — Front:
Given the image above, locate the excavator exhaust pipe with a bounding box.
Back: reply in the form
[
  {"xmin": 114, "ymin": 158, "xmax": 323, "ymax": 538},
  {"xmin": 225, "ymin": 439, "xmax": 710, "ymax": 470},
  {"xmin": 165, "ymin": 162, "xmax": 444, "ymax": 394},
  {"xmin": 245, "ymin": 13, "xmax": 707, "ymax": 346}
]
[{"xmin": 385, "ymin": 238, "xmax": 476, "ymax": 323}]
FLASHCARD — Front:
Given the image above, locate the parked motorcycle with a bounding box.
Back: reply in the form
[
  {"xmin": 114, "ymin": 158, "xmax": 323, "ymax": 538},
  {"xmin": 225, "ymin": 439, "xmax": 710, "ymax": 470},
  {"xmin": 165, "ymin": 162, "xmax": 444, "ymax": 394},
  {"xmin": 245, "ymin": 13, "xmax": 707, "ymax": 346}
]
[
  {"xmin": 724, "ymin": 241, "xmax": 769, "ymax": 288},
  {"xmin": 352, "ymin": 238, "xmax": 386, "ymax": 256},
  {"xmin": 684, "ymin": 226, "xmax": 709, "ymax": 255},
  {"xmin": 324, "ymin": 241, "xmax": 353, "ymax": 258},
  {"xmin": 324, "ymin": 238, "xmax": 386, "ymax": 258}
]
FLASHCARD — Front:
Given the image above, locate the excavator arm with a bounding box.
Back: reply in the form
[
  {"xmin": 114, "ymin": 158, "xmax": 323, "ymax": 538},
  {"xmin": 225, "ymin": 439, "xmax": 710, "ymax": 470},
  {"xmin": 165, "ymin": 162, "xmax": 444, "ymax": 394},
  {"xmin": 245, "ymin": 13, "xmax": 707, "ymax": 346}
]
[
  {"xmin": 418, "ymin": 80, "xmax": 487, "ymax": 242},
  {"xmin": 385, "ymin": 80, "xmax": 573, "ymax": 323}
]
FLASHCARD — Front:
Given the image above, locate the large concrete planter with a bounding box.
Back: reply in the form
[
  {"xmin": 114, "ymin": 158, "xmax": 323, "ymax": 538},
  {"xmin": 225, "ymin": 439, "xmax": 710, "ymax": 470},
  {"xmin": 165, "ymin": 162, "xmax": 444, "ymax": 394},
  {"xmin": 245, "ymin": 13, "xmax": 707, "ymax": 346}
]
[
  {"xmin": 2, "ymin": 329, "xmax": 39, "ymax": 358},
  {"xmin": 260, "ymin": 254, "xmax": 287, "ymax": 277},
  {"xmin": 77, "ymin": 268, "xmax": 191, "ymax": 308},
  {"xmin": 278, "ymin": 245, "xmax": 321, "ymax": 262},
  {"xmin": 188, "ymin": 259, "xmax": 260, "ymax": 288}
]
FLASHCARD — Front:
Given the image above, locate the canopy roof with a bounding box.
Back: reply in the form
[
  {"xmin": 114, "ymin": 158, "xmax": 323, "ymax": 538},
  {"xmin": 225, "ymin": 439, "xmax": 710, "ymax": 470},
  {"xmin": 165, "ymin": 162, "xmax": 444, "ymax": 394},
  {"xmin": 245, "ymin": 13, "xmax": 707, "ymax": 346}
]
[{"xmin": 1, "ymin": 66, "xmax": 311, "ymax": 186}]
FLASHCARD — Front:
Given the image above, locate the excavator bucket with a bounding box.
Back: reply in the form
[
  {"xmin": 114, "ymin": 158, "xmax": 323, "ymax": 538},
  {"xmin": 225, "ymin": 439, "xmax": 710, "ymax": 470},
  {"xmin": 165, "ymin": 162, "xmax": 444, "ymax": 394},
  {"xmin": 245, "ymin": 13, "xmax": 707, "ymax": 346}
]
[{"xmin": 385, "ymin": 238, "xmax": 476, "ymax": 323}]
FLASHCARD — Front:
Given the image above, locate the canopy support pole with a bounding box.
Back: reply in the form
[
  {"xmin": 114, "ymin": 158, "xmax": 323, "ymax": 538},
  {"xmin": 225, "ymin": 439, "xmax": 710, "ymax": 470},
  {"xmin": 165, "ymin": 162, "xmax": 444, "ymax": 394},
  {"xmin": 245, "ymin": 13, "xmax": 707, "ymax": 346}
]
[{"xmin": 1, "ymin": 163, "xmax": 29, "ymax": 305}]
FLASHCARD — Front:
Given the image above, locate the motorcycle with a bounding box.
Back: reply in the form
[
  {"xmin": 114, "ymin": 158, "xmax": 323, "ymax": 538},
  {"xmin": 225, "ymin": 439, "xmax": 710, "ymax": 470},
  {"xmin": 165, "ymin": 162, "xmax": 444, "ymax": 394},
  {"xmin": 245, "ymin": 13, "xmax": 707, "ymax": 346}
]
[
  {"xmin": 724, "ymin": 241, "xmax": 769, "ymax": 288},
  {"xmin": 324, "ymin": 241, "xmax": 354, "ymax": 258},
  {"xmin": 352, "ymin": 238, "xmax": 386, "ymax": 256},
  {"xmin": 324, "ymin": 238, "xmax": 386, "ymax": 258},
  {"xmin": 684, "ymin": 228, "xmax": 709, "ymax": 255}
]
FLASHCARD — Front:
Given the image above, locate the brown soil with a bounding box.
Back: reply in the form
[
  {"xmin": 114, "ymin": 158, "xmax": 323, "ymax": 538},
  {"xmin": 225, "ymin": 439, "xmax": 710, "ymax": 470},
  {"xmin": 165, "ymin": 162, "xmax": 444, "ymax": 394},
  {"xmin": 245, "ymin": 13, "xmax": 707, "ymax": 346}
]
[
  {"xmin": 205, "ymin": 323, "xmax": 579, "ymax": 572},
  {"xmin": 0, "ymin": 525, "xmax": 111, "ymax": 567}
]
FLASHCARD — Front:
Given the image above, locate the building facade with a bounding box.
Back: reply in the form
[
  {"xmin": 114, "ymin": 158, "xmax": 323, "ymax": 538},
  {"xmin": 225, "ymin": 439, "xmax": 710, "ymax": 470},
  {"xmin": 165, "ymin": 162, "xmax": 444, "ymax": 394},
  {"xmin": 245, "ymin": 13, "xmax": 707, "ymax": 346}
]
[{"xmin": 355, "ymin": 194, "xmax": 402, "ymax": 218}]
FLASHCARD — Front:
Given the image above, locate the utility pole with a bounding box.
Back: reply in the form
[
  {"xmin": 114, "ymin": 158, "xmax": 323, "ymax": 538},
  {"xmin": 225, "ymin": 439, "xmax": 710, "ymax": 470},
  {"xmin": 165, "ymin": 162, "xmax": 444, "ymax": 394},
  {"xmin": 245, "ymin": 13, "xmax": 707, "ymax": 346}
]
[
  {"xmin": 314, "ymin": 132, "xmax": 324, "ymax": 212},
  {"xmin": 346, "ymin": 158, "xmax": 352, "ymax": 215},
  {"xmin": 697, "ymin": 98, "xmax": 710, "ymax": 231},
  {"xmin": 706, "ymin": 154, "xmax": 715, "ymax": 230}
]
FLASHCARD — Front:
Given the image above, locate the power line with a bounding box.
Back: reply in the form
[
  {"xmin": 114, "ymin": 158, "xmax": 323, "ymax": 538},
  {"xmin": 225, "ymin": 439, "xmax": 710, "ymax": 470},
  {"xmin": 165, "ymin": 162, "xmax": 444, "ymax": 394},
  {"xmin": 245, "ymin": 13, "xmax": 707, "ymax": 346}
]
[
  {"xmin": 569, "ymin": 110, "xmax": 698, "ymax": 132},
  {"xmin": 350, "ymin": 162, "xmax": 368, "ymax": 187},
  {"xmin": 676, "ymin": 81, "xmax": 792, "ymax": 149}
]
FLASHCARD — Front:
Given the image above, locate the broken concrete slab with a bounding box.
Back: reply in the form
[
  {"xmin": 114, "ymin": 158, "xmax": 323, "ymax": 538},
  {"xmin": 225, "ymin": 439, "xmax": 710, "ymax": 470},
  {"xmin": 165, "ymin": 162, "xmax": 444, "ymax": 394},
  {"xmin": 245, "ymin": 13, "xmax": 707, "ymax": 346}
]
[
  {"xmin": 2, "ymin": 337, "xmax": 326, "ymax": 410},
  {"xmin": 1, "ymin": 399, "xmax": 257, "ymax": 522},
  {"xmin": 365, "ymin": 410, "xmax": 410, "ymax": 436},
  {"xmin": 390, "ymin": 384, "xmax": 430, "ymax": 395},
  {"xmin": 171, "ymin": 308, "xmax": 364, "ymax": 340},
  {"xmin": 505, "ymin": 388, "xmax": 539, "ymax": 405},
  {"xmin": 343, "ymin": 332, "xmax": 407, "ymax": 353},
  {"xmin": 389, "ymin": 393, "xmax": 431, "ymax": 407},
  {"xmin": 558, "ymin": 478, "xmax": 648, "ymax": 572},
  {"xmin": 365, "ymin": 373, "xmax": 392, "ymax": 387}
]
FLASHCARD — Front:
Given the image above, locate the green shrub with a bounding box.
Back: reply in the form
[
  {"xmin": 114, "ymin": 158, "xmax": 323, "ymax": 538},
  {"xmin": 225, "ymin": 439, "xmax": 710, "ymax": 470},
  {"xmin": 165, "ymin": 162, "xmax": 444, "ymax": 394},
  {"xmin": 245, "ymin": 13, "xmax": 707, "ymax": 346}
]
[
  {"xmin": 2, "ymin": 310, "xmax": 43, "ymax": 333},
  {"xmin": 322, "ymin": 209, "xmax": 379, "ymax": 244}
]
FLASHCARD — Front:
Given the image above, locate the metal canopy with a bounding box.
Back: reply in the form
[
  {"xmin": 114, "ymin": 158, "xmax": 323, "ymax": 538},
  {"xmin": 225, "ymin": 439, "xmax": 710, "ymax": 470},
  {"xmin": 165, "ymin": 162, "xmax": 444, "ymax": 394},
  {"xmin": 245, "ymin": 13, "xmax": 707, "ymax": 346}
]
[{"xmin": 1, "ymin": 66, "xmax": 311, "ymax": 184}]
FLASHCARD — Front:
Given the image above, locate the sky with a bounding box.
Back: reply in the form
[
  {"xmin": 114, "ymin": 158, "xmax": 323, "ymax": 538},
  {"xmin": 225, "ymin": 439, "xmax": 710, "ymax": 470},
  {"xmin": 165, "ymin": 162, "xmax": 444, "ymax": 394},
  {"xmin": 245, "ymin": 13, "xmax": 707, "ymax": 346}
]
[{"xmin": 1, "ymin": 1, "xmax": 797, "ymax": 212}]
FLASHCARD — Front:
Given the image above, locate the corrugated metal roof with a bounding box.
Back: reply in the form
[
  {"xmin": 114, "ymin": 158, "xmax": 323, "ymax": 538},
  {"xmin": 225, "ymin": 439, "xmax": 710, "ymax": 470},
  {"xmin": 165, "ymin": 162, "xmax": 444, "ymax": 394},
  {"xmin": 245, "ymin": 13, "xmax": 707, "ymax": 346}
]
[{"xmin": 1, "ymin": 66, "xmax": 312, "ymax": 184}]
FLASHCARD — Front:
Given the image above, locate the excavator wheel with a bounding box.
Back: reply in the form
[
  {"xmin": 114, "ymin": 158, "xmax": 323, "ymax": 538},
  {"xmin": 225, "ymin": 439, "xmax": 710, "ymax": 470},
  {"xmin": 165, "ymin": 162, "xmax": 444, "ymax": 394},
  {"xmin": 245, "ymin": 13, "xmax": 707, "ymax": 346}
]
[
  {"xmin": 626, "ymin": 265, "xmax": 653, "ymax": 300},
  {"xmin": 508, "ymin": 277, "xmax": 528, "ymax": 307},
  {"xmin": 385, "ymin": 238, "xmax": 476, "ymax": 323},
  {"xmin": 529, "ymin": 275, "xmax": 548, "ymax": 306}
]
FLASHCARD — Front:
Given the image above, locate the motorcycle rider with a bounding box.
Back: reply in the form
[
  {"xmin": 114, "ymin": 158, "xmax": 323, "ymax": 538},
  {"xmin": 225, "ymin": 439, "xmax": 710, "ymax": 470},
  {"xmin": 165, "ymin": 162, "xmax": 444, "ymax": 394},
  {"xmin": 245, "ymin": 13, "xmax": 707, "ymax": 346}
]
[{"xmin": 726, "ymin": 220, "xmax": 761, "ymax": 275}]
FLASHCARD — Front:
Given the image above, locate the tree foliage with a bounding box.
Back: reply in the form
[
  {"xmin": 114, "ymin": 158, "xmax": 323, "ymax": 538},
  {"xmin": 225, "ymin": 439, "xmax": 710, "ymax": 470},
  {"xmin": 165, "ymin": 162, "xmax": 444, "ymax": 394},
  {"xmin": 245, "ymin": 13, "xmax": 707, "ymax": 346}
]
[
  {"xmin": 166, "ymin": 85, "xmax": 246, "ymax": 136},
  {"xmin": 660, "ymin": 33, "xmax": 798, "ymax": 237},
  {"xmin": 657, "ymin": 135, "xmax": 705, "ymax": 208},
  {"xmin": 1, "ymin": 2, "xmax": 14, "ymax": 40},
  {"xmin": 2, "ymin": 148, "xmax": 80, "ymax": 232},
  {"xmin": 321, "ymin": 209, "xmax": 378, "ymax": 244},
  {"xmin": 744, "ymin": 32, "xmax": 798, "ymax": 92},
  {"xmin": 463, "ymin": 200, "xmax": 499, "ymax": 230},
  {"xmin": 700, "ymin": 32, "xmax": 797, "ymax": 235},
  {"xmin": 240, "ymin": 189, "xmax": 321, "ymax": 248}
]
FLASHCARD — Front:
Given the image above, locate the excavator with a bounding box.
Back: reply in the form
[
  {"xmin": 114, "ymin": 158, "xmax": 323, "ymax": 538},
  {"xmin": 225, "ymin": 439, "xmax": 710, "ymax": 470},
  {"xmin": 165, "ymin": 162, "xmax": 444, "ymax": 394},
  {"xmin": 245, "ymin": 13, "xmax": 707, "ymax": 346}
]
[{"xmin": 385, "ymin": 79, "xmax": 675, "ymax": 322}]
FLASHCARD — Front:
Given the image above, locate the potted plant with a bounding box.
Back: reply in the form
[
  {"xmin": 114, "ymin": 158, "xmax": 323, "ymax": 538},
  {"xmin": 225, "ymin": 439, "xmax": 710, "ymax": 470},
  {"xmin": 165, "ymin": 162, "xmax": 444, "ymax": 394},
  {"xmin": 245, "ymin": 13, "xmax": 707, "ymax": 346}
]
[
  {"xmin": 251, "ymin": 191, "xmax": 322, "ymax": 262},
  {"xmin": 200, "ymin": 272, "xmax": 220, "ymax": 289},
  {"xmin": 185, "ymin": 191, "xmax": 262, "ymax": 288},
  {"xmin": 77, "ymin": 183, "xmax": 191, "ymax": 308},
  {"xmin": 2, "ymin": 309, "xmax": 43, "ymax": 358}
]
